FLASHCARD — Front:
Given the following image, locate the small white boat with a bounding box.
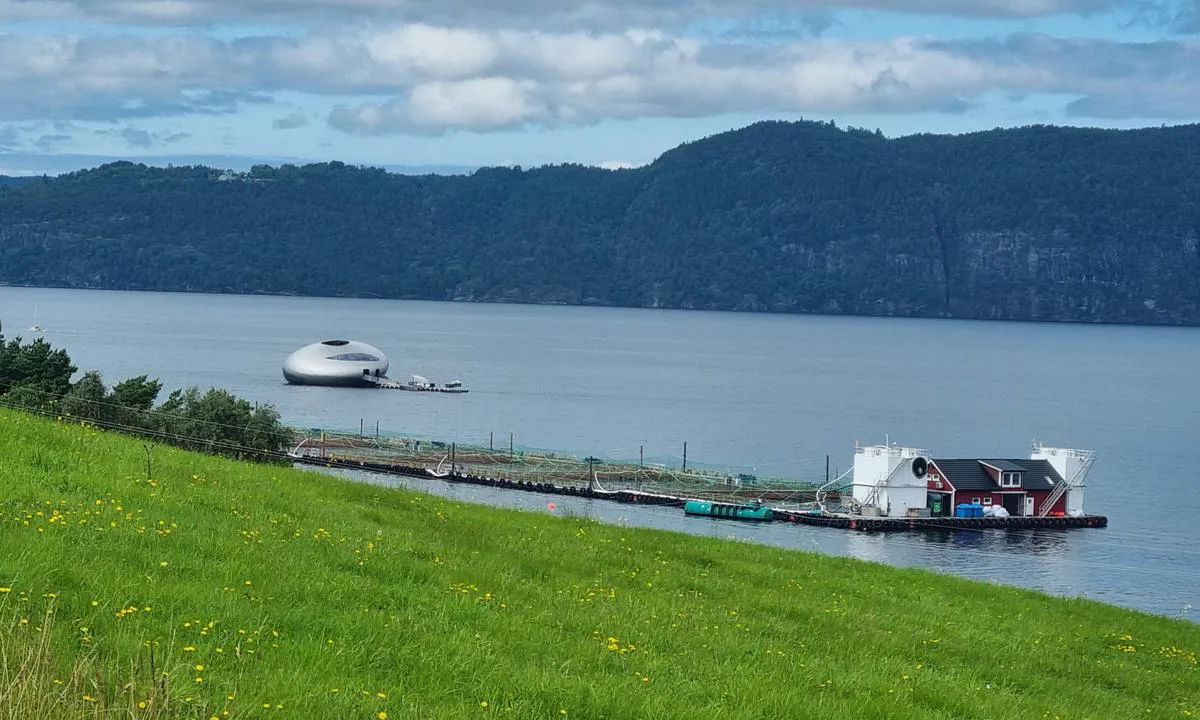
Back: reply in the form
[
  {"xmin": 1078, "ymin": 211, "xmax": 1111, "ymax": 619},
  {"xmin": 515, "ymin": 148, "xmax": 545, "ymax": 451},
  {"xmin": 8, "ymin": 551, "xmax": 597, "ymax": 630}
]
[
  {"xmin": 399, "ymin": 375, "xmax": 469, "ymax": 393},
  {"xmin": 29, "ymin": 305, "xmax": 41, "ymax": 332}
]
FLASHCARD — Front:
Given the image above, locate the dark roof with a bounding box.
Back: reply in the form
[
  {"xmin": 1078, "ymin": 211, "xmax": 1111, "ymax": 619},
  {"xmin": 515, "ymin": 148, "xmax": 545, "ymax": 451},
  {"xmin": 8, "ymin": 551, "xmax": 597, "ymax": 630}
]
[
  {"xmin": 1013, "ymin": 460, "xmax": 1064, "ymax": 491},
  {"xmin": 931, "ymin": 459, "xmax": 996, "ymax": 490},
  {"xmin": 981, "ymin": 459, "xmax": 1025, "ymax": 472},
  {"xmin": 930, "ymin": 459, "xmax": 1065, "ymax": 492}
]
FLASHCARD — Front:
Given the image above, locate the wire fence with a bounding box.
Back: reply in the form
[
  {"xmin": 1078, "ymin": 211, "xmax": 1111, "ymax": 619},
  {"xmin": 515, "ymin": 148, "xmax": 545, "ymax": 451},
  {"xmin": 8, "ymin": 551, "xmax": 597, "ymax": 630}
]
[{"xmin": 291, "ymin": 427, "xmax": 839, "ymax": 504}]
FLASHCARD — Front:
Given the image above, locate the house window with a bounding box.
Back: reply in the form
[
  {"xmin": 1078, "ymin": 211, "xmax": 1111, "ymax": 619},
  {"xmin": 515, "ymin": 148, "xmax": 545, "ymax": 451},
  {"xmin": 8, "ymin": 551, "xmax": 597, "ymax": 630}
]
[
  {"xmin": 982, "ymin": 497, "xmax": 993, "ymax": 505},
  {"xmin": 971, "ymin": 497, "xmax": 981, "ymax": 504},
  {"xmin": 1001, "ymin": 472, "xmax": 1021, "ymax": 487}
]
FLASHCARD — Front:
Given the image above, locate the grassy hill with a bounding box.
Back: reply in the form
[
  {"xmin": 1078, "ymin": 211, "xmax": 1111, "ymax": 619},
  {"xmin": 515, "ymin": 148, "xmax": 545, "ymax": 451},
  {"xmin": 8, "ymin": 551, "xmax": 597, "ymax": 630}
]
[{"xmin": 1, "ymin": 407, "xmax": 1196, "ymax": 719}]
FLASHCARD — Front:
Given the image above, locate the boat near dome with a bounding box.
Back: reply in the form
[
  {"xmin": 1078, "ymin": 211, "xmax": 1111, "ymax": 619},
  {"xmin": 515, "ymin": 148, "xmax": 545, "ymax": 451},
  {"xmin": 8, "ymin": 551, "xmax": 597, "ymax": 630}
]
[{"xmin": 282, "ymin": 340, "xmax": 389, "ymax": 387}]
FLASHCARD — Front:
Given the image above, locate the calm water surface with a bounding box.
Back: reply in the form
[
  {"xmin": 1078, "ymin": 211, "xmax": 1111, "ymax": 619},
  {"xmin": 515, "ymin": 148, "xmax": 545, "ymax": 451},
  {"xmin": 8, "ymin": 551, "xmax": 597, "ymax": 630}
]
[{"xmin": 3, "ymin": 287, "xmax": 1198, "ymax": 620}]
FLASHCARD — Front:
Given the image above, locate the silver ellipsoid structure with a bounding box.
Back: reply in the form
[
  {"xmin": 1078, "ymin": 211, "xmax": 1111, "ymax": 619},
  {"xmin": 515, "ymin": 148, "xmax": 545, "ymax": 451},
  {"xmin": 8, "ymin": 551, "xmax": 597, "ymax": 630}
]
[{"xmin": 282, "ymin": 340, "xmax": 390, "ymax": 387}]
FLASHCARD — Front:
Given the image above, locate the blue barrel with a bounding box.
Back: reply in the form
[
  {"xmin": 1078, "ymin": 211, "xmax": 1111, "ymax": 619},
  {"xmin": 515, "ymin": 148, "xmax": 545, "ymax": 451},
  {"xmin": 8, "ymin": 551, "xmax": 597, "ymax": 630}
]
[
  {"xmin": 969, "ymin": 503, "xmax": 985, "ymax": 517},
  {"xmin": 955, "ymin": 503, "xmax": 973, "ymax": 518}
]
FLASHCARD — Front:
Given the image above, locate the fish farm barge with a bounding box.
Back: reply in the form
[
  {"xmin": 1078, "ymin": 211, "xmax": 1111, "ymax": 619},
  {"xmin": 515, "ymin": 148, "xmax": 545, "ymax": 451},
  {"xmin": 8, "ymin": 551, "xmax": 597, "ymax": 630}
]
[{"xmin": 288, "ymin": 432, "xmax": 1108, "ymax": 533}]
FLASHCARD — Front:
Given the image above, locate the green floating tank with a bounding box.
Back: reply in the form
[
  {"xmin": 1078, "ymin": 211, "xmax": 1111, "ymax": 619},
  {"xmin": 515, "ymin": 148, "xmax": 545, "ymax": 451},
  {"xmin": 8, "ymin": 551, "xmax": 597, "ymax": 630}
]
[{"xmin": 683, "ymin": 499, "xmax": 773, "ymax": 522}]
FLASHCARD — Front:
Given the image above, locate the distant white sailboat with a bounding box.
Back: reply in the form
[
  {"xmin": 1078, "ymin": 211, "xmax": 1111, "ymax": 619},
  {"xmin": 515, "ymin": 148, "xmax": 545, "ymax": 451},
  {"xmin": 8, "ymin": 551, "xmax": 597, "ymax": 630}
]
[{"xmin": 29, "ymin": 305, "xmax": 41, "ymax": 332}]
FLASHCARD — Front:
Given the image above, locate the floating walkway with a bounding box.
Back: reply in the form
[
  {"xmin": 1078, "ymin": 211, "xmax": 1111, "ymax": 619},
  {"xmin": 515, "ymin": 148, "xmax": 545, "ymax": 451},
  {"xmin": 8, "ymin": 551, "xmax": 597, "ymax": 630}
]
[
  {"xmin": 288, "ymin": 442, "xmax": 1108, "ymax": 533},
  {"xmin": 289, "ymin": 431, "xmax": 828, "ymax": 504}
]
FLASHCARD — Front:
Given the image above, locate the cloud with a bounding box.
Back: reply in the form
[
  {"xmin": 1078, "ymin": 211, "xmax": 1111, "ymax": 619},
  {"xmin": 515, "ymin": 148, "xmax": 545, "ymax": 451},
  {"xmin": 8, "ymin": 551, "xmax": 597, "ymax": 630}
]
[
  {"xmin": 323, "ymin": 29, "xmax": 1200, "ymax": 133},
  {"xmin": 598, "ymin": 160, "xmax": 645, "ymax": 169},
  {"xmin": 34, "ymin": 132, "xmax": 72, "ymax": 149},
  {"xmin": 0, "ymin": 32, "xmax": 276, "ymax": 121},
  {"xmin": 272, "ymin": 109, "xmax": 309, "ymax": 129},
  {"xmin": 0, "ymin": 0, "xmax": 1134, "ymax": 28},
  {"xmin": 1, "ymin": 25, "xmax": 1198, "ymax": 133},
  {"xmin": 1128, "ymin": 0, "xmax": 1200, "ymax": 32},
  {"xmin": 0, "ymin": 125, "xmax": 19, "ymax": 150},
  {"xmin": 95, "ymin": 126, "xmax": 190, "ymax": 148}
]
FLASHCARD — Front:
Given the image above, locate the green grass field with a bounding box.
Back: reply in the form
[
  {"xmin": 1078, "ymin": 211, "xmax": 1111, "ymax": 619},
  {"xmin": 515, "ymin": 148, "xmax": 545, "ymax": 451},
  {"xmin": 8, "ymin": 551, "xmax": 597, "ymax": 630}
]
[{"xmin": 1, "ymin": 407, "xmax": 1196, "ymax": 719}]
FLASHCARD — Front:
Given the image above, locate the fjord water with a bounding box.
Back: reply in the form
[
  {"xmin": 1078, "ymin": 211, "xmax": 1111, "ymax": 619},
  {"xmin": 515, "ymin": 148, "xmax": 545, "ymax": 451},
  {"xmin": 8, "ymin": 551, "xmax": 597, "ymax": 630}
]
[{"xmin": 3, "ymin": 286, "xmax": 1198, "ymax": 620}]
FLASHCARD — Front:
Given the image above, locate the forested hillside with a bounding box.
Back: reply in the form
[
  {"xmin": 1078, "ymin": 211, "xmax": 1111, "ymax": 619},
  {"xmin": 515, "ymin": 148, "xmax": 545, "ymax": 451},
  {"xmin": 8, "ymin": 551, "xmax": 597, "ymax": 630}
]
[{"xmin": 2, "ymin": 120, "xmax": 1199, "ymax": 325}]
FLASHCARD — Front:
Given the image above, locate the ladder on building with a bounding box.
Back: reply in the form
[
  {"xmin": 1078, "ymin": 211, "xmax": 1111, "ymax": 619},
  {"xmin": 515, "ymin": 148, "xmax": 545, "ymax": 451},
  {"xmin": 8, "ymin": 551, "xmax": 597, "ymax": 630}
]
[
  {"xmin": 861, "ymin": 460, "xmax": 911, "ymax": 511},
  {"xmin": 1037, "ymin": 449, "xmax": 1095, "ymax": 516}
]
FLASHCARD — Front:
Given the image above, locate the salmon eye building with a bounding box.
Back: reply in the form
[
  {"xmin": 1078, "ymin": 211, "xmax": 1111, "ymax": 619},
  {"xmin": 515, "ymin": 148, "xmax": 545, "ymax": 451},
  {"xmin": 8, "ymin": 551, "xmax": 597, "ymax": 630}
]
[{"xmin": 282, "ymin": 340, "xmax": 389, "ymax": 387}]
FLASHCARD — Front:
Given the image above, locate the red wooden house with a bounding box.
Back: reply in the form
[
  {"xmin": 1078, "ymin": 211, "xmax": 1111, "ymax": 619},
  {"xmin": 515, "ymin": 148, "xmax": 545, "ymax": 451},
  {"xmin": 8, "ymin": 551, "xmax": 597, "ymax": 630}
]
[{"xmin": 924, "ymin": 458, "xmax": 1068, "ymax": 517}]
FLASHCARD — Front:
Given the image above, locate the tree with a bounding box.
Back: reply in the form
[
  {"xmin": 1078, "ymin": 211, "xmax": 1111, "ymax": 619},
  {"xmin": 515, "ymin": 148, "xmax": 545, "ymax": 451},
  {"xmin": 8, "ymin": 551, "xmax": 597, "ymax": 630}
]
[
  {"xmin": 61, "ymin": 370, "xmax": 109, "ymax": 422},
  {"xmin": 1, "ymin": 325, "xmax": 293, "ymax": 463},
  {"xmin": 112, "ymin": 374, "xmax": 162, "ymax": 410},
  {"xmin": 0, "ymin": 323, "xmax": 77, "ymax": 411}
]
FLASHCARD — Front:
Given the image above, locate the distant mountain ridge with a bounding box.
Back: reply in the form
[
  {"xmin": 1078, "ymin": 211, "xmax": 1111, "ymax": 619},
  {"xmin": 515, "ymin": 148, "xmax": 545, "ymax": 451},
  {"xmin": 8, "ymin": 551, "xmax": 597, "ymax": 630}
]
[
  {"xmin": 0, "ymin": 175, "xmax": 37, "ymax": 187},
  {"xmin": 2, "ymin": 120, "xmax": 1198, "ymax": 326},
  {"xmin": 0, "ymin": 151, "xmax": 477, "ymax": 177}
]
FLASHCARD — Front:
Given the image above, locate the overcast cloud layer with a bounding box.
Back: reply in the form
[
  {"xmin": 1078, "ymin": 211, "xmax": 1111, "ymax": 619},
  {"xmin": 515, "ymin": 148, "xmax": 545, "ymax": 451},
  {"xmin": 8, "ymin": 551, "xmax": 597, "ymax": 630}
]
[
  {"xmin": 0, "ymin": 0, "xmax": 1162, "ymax": 26},
  {"xmin": 0, "ymin": 0, "xmax": 1198, "ymax": 164},
  {"xmin": 2, "ymin": 25, "xmax": 1198, "ymax": 133}
]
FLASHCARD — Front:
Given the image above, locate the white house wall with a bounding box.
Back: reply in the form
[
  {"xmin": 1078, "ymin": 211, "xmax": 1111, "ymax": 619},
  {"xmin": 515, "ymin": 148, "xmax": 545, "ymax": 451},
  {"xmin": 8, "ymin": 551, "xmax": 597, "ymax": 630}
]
[
  {"xmin": 1031, "ymin": 445, "xmax": 1089, "ymax": 515},
  {"xmin": 851, "ymin": 444, "xmax": 930, "ymax": 517}
]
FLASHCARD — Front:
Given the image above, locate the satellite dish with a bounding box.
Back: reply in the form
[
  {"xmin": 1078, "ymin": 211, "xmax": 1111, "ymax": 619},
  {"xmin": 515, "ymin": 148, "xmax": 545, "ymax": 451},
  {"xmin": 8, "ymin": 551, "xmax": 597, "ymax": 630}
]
[{"xmin": 912, "ymin": 457, "xmax": 928, "ymax": 479}]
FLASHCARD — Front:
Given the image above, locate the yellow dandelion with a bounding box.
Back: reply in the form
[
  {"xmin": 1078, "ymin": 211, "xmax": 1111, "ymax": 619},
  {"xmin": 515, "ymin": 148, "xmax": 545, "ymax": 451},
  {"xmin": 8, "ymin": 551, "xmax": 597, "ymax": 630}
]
[
  {"xmin": 195, "ymin": 664, "xmax": 205, "ymax": 671},
  {"xmin": 480, "ymin": 701, "xmax": 489, "ymax": 708},
  {"xmin": 378, "ymin": 713, "xmax": 388, "ymax": 720}
]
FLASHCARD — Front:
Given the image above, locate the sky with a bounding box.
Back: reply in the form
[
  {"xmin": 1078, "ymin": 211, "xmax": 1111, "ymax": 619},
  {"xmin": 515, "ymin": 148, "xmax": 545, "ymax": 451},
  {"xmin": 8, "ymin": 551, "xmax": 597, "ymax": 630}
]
[{"xmin": 1, "ymin": 0, "xmax": 1199, "ymax": 175}]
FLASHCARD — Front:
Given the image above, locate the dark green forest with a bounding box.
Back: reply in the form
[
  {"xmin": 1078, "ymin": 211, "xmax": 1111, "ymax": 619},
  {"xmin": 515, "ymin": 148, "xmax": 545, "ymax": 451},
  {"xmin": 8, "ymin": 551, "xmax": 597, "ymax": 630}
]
[{"xmin": 3, "ymin": 120, "xmax": 1199, "ymax": 325}]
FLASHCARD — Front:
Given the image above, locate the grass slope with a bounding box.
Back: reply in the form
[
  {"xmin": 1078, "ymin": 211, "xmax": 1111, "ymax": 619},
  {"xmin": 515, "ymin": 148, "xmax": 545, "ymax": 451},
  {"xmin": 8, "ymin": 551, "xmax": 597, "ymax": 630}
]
[{"xmin": 1, "ymin": 408, "xmax": 1196, "ymax": 719}]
